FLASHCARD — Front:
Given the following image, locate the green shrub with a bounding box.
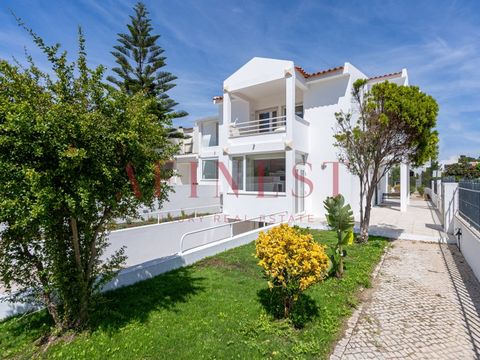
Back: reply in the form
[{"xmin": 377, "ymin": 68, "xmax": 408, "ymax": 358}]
[
  {"xmin": 417, "ymin": 185, "xmax": 425, "ymax": 196},
  {"xmin": 323, "ymin": 194, "xmax": 355, "ymax": 278}
]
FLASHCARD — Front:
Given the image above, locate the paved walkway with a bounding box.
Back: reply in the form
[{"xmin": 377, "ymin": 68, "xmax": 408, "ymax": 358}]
[
  {"xmin": 331, "ymin": 240, "xmax": 480, "ymax": 359},
  {"xmin": 368, "ymin": 197, "xmax": 451, "ymax": 242},
  {"xmin": 297, "ymin": 197, "xmax": 453, "ymax": 243}
]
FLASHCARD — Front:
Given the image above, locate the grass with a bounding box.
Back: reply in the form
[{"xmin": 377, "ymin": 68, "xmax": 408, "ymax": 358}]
[{"xmin": 0, "ymin": 230, "xmax": 388, "ymax": 359}]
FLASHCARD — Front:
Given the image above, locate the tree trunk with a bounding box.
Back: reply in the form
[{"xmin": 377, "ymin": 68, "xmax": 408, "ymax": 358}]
[
  {"xmin": 284, "ymin": 294, "xmax": 293, "ymax": 318},
  {"xmin": 359, "ymin": 185, "xmax": 376, "ymax": 242},
  {"xmin": 69, "ymin": 216, "xmax": 90, "ymax": 329},
  {"xmin": 337, "ymin": 245, "xmax": 344, "ymax": 278},
  {"xmin": 41, "ymin": 291, "xmax": 65, "ymax": 332}
]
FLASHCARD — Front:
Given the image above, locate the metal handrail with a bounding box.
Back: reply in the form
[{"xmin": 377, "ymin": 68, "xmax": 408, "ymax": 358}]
[
  {"xmin": 179, "ymin": 211, "xmax": 288, "ymax": 254},
  {"xmin": 233, "ymin": 116, "xmax": 286, "ymax": 127},
  {"xmin": 229, "ymin": 116, "xmax": 287, "ymax": 137}
]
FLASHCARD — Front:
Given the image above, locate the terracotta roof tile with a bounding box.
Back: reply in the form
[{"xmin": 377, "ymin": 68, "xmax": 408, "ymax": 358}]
[
  {"xmin": 295, "ymin": 65, "xmax": 344, "ymax": 79},
  {"xmin": 368, "ymin": 71, "xmax": 402, "ymax": 82}
]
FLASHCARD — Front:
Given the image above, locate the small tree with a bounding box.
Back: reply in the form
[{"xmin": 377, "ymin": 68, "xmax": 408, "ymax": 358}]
[
  {"xmin": 324, "ymin": 194, "xmax": 354, "ymax": 278},
  {"xmin": 107, "ymin": 2, "xmax": 186, "ymax": 122},
  {"xmin": 0, "ymin": 24, "xmax": 176, "ymax": 332},
  {"xmin": 334, "ymin": 79, "xmax": 438, "ymax": 242},
  {"xmin": 255, "ymin": 224, "xmax": 329, "ymax": 318}
]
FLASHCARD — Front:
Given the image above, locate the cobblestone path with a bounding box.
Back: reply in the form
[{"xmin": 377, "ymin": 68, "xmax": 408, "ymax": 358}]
[{"xmin": 331, "ymin": 240, "xmax": 480, "ymax": 359}]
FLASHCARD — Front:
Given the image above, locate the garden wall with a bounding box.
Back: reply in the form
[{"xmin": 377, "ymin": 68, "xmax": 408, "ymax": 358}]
[
  {"xmin": 104, "ymin": 214, "xmax": 230, "ymax": 267},
  {"xmin": 454, "ymin": 214, "xmax": 480, "ymax": 282}
]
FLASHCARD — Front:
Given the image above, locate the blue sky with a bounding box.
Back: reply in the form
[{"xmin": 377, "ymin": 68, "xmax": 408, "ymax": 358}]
[{"xmin": 1, "ymin": 0, "xmax": 479, "ymax": 161}]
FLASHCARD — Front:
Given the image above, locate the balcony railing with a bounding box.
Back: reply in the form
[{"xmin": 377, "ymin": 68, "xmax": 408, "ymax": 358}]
[{"xmin": 229, "ymin": 116, "xmax": 287, "ymax": 137}]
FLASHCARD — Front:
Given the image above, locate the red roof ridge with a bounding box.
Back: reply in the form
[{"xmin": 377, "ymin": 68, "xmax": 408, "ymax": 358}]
[
  {"xmin": 368, "ymin": 71, "xmax": 402, "ymax": 81},
  {"xmin": 295, "ymin": 65, "xmax": 344, "ymax": 79}
]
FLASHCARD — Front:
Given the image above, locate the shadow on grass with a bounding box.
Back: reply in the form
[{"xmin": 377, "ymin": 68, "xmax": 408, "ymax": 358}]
[
  {"xmin": 90, "ymin": 267, "xmax": 205, "ymax": 333},
  {"xmin": 257, "ymin": 288, "xmax": 319, "ymax": 328}
]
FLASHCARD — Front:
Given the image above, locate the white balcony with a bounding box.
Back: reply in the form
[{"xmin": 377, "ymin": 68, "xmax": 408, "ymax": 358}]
[{"xmin": 229, "ymin": 116, "xmax": 287, "ymax": 138}]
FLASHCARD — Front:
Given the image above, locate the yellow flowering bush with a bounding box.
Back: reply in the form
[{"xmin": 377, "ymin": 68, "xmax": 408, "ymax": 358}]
[{"xmin": 255, "ymin": 224, "xmax": 330, "ymax": 317}]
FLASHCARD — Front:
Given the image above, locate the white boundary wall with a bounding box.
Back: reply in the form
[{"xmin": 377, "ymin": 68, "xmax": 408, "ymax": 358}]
[
  {"xmin": 0, "ymin": 215, "xmax": 277, "ymax": 319},
  {"xmin": 105, "ymin": 214, "xmax": 230, "ymax": 267},
  {"xmin": 103, "ymin": 223, "xmax": 277, "ymax": 291},
  {"xmin": 454, "ymin": 215, "xmax": 480, "ymax": 282}
]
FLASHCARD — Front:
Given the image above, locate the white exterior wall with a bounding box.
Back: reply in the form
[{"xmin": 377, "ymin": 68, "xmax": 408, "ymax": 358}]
[
  {"xmin": 454, "ymin": 215, "xmax": 480, "ymax": 283},
  {"xmin": 304, "ymin": 65, "xmax": 364, "ymax": 218},
  {"xmin": 139, "ymin": 184, "xmax": 220, "ymax": 216}
]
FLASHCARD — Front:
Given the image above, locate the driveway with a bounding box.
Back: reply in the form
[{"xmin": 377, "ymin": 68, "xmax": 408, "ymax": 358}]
[{"xmin": 331, "ymin": 240, "xmax": 480, "ymax": 359}]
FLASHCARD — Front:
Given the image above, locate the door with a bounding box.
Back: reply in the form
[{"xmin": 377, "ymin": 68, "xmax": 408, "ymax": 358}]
[
  {"xmin": 295, "ymin": 164, "xmax": 306, "ymax": 214},
  {"xmin": 257, "ymin": 108, "xmax": 277, "ymax": 133}
]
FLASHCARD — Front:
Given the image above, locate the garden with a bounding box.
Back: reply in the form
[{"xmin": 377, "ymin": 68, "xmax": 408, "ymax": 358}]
[{"xmin": 0, "ymin": 228, "xmax": 388, "ymax": 359}]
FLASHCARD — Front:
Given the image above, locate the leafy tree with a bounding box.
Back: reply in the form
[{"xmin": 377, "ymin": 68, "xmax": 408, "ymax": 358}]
[
  {"xmin": 107, "ymin": 2, "xmax": 186, "ymax": 122},
  {"xmin": 443, "ymin": 157, "xmax": 480, "ymax": 180},
  {"xmin": 334, "ymin": 79, "xmax": 438, "ymax": 242},
  {"xmin": 0, "ymin": 24, "xmax": 176, "ymax": 333},
  {"xmin": 324, "ymin": 194, "xmax": 354, "ymax": 278}
]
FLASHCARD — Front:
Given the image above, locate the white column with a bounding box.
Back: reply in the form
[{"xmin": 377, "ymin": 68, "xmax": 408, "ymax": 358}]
[
  {"xmin": 223, "ymin": 90, "xmax": 232, "ymax": 130},
  {"xmin": 384, "ymin": 171, "xmax": 389, "ymax": 194},
  {"xmin": 285, "ymin": 73, "xmax": 296, "ymax": 215},
  {"xmin": 285, "ymin": 73, "xmax": 295, "ymax": 139},
  {"xmin": 442, "ymin": 182, "xmax": 459, "ymax": 234},
  {"xmin": 219, "ymin": 90, "xmax": 232, "ymax": 208},
  {"xmin": 400, "ymin": 162, "xmax": 408, "ymax": 212},
  {"xmin": 406, "ymin": 163, "xmax": 410, "ymax": 205}
]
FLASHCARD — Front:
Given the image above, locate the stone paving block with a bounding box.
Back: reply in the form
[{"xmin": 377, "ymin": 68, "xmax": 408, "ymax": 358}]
[{"xmin": 330, "ymin": 240, "xmax": 480, "ymax": 359}]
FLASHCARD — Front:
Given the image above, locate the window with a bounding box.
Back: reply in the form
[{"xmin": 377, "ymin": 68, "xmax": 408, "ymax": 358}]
[
  {"xmin": 256, "ymin": 108, "xmax": 277, "ymax": 133},
  {"xmin": 232, "ymin": 156, "xmax": 244, "ymax": 190},
  {"xmin": 295, "ymin": 104, "xmax": 304, "ymax": 118},
  {"xmin": 282, "ymin": 104, "xmax": 304, "ymax": 118},
  {"xmin": 201, "ymin": 121, "xmax": 219, "ymax": 147},
  {"xmin": 246, "ymin": 153, "xmax": 286, "ymax": 192},
  {"xmin": 202, "ymin": 159, "xmax": 218, "ymax": 180}
]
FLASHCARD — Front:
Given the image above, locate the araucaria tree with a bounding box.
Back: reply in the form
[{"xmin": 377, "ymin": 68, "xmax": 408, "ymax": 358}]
[
  {"xmin": 107, "ymin": 2, "xmax": 186, "ymax": 122},
  {"xmin": 334, "ymin": 79, "xmax": 438, "ymax": 242},
  {"xmin": 0, "ymin": 25, "xmax": 176, "ymax": 332}
]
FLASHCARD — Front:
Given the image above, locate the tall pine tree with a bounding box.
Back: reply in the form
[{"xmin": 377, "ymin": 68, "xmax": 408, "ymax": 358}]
[{"xmin": 108, "ymin": 2, "xmax": 187, "ymax": 121}]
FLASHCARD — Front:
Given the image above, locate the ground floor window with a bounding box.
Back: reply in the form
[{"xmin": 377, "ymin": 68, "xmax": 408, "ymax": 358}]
[
  {"xmin": 232, "ymin": 156, "xmax": 244, "ymax": 190},
  {"xmin": 246, "ymin": 153, "xmax": 285, "ymax": 192},
  {"xmin": 202, "ymin": 159, "xmax": 218, "ymax": 180}
]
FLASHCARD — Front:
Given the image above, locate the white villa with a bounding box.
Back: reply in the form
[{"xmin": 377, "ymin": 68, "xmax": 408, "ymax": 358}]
[{"xmin": 171, "ymin": 57, "xmax": 410, "ymax": 220}]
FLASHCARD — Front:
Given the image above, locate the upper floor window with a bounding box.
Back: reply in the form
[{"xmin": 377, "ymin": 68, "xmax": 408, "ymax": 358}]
[
  {"xmin": 201, "ymin": 121, "xmax": 219, "ymax": 147},
  {"xmin": 281, "ymin": 104, "xmax": 304, "ymax": 118},
  {"xmin": 295, "ymin": 104, "xmax": 304, "ymax": 118}
]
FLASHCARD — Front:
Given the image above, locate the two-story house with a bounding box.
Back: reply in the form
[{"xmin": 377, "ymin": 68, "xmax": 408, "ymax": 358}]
[{"xmin": 186, "ymin": 57, "xmax": 408, "ymax": 220}]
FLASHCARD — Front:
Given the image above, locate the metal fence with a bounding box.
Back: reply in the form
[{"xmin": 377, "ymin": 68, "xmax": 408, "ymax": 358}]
[
  {"xmin": 442, "ymin": 176, "xmax": 457, "ymax": 183},
  {"xmin": 459, "ymin": 180, "xmax": 480, "ymax": 232}
]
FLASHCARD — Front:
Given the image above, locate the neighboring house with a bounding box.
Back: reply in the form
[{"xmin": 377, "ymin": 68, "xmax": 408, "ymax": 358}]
[
  {"xmin": 175, "ymin": 57, "xmax": 408, "ymax": 220},
  {"xmin": 168, "ymin": 126, "xmax": 198, "ymax": 185}
]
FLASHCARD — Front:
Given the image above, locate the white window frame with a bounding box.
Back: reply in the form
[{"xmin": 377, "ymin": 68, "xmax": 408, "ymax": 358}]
[
  {"xmin": 281, "ymin": 103, "xmax": 304, "ymax": 118},
  {"xmin": 201, "ymin": 158, "xmax": 219, "ymax": 180},
  {"xmin": 200, "ymin": 120, "xmax": 219, "ymax": 147},
  {"xmin": 229, "ymin": 152, "xmax": 286, "ymax": 195}
]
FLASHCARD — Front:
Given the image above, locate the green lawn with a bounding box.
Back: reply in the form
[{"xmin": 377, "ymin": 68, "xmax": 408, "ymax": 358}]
[{"xmin": 0, "ymin": 230, "xmax": 388, "ymax": 359}]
